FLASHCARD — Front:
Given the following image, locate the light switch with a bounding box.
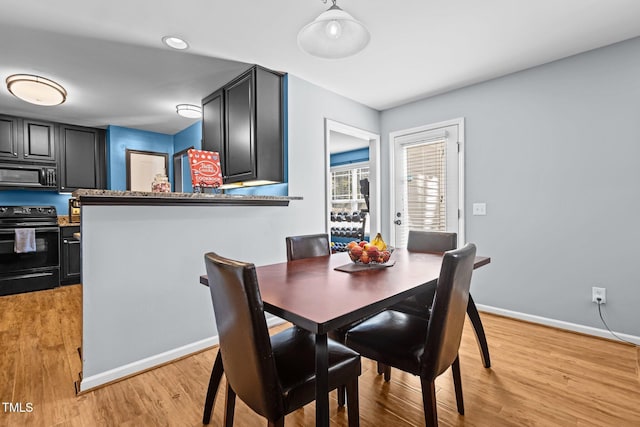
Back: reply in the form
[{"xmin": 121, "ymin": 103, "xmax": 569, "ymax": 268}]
[{"xmin": 472, "ymin": 203, "xmax": 487, "ymax": 216}]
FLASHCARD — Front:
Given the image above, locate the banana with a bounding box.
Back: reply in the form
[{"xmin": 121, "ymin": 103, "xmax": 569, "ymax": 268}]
[{"xmin": 371, "ymin": 233, "xmax": 387, "ymax": 251}]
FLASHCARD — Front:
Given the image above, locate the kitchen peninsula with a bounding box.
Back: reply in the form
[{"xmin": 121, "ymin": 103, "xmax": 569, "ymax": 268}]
[{"xmin": 73, "ymin": 189, "xmax": 302, "ymax": 392}]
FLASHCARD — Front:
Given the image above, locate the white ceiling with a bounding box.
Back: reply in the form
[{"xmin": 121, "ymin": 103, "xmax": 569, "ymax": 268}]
[
  {"xmin": 330, "ymin": 131, "xmax": 369, "ymax": 154},
  {"xmin": 1, "ymin": 0, "xmax": 640, "ymax": 135}
]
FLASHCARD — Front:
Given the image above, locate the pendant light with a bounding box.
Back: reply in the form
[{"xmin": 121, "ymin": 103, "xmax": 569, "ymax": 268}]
[{"xmin": 298, "ymin": 0, "xmax": 370, "ymax": 59}]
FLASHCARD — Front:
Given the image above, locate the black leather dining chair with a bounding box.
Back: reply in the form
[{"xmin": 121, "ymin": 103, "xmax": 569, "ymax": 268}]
[
  {"xmin": 203, "ymin": 252, "xmax": 361, "ymax": 427},
  {"xmin": 385, "ymin": 230, "xmax": 491, "ymax": 375},
  {"xmin": 344, "ymin": 243, "xmax": 477, "ymax": 427},
  {"xmin": 285, "ymin": 233, "xmax": 331, "ymax": 260}
]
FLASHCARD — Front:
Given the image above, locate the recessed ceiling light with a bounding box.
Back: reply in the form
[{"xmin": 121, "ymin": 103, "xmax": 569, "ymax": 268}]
[
  {"xmin": 5, "ymin": 74, "xmax": 67, "ymax": 106},
  {"xmin": 176, "ymin": 104, "xmax": 202, "ymax": 118},
  {"xmin": 162, "ymin": 36, "xmax": 189, "ymax": 50}
]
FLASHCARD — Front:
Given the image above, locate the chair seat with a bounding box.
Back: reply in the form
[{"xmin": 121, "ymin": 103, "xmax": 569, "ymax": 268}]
[
  {"xmin": 345, "ymin": 310, "xmax": 429, "ymax": 376},
  {"xmin": 271, "ymin": 327, "xmax": 361, "ymax": 413},
  {"xmin": 388, "ymin": 293, "xmax": 434, "ymax": 319}
]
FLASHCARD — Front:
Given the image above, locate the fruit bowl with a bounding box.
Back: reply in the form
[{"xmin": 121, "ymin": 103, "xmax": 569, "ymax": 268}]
[{"xmin": 347, "ymin": 241, "xmax": 394, "ymax": 265}]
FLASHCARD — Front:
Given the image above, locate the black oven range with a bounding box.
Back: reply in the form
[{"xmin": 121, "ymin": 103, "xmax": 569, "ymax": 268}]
[{"xmin": 0, "ymin": 206, "xmax": 59, "ymax": 296}]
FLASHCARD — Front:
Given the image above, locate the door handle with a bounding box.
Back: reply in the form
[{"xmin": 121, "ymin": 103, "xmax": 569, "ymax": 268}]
[{"xmin": 394, "ymin": 219, "xmax": 402, "ymax": 225}]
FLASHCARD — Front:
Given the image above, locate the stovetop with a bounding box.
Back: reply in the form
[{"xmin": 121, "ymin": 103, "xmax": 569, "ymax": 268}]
[{"xmin": 0, "ymin": 206, "xmax": 57, "ymax": 219}]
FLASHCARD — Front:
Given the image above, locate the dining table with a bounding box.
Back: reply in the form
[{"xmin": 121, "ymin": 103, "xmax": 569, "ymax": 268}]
[{"xmin": 200, "ymin": 248, "xmax": 491, "ymax": 426}]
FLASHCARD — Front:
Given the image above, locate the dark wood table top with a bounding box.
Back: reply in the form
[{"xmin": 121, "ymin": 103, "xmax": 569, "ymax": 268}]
[{"xmin": 200, "ymin": 248, "xmax": 491, "ymax": 335}]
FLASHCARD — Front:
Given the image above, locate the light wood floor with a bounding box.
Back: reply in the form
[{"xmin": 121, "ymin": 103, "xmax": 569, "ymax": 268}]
[{"xmin": 1, "ymin": 285, "xmax": 639, "ymax": 426}]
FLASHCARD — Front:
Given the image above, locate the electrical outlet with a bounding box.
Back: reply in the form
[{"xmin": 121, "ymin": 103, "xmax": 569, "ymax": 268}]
[{"xmin": 592, "ymin": 287, "xmax": 606, "ymax": 304}]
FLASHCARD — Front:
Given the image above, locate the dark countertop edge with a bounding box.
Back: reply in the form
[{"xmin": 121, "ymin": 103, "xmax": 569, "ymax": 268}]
[{"xmin": 77, "ymin": 195, "xmax": 299, "ymax": 207}]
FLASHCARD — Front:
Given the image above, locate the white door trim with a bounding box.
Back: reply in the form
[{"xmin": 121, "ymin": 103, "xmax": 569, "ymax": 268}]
[
  {"xmin": 389, "ymin": 117, "xmax": 465, "ymax": 246},
  {"xmin": 325, "ymin": 119, "xmax": 381, "ymax": 236}
]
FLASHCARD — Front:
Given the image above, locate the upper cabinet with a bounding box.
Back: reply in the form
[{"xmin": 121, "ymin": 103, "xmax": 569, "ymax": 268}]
[
  {"xmin": 202, "ymin": 65, "xmax": 284, "ymax": 186},
  {"xmin": 0, "ymin": 113, "xmax": 106, "ymax": 191},
  {"xmin": 225, "ymin": 71, "xmax": 255, "ymax": 182},
  {"xmin": 202, "ymin": 89, "xmax": 224, "ymax": 158},
  {"xmin": 58, "ymin": 124, "xmax": 106, "ymax": 192},
  {"xmin": 0, "ymin": 115, "xmax": 55, "ymax": 163},
  {"xmin": 22, "ymin": 119, "xmax": 56, "ymax": 162},
  {"xmin": 0, "ymin": 115, "xmax": 19, "ymax": 160}
]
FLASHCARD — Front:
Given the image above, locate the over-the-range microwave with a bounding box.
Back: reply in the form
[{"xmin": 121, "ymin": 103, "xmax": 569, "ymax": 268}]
[{"xmin": 0, "ymin": 162, "xmax": 57, "ymax": 189}]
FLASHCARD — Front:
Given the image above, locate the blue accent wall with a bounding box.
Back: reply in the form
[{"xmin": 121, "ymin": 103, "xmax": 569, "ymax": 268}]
[
  {"xmin": 330, "ymin": 147, "xmax": 369, "ymax": 167},
  {"xmin": 174, "ymin": 121, "xmax": 202, "ymax": 152},
  {"xmin": 107, "ymin": 125, "xmax": 175, "ymax": 191}
]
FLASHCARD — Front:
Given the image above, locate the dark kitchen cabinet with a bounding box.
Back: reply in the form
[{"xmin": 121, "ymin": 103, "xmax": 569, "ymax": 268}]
[
  {"xmin": 60, "ymin": 226, "xmax": 81, "ymax": 285},
  {"xmin": 58, "ymin": 124, "xmax": 106, "ymax": 192},
  {"xmin": 202, "ymin": 89, "xmax": 224, "ymax": 156},
  {"xmin": 0, "ymin": 115, "xmax": 55, "ymax": 163},
  {"xmin": 202, "ymin": 65, "xmax": 284, "ymax": 185},
  {"xmin": 0, "ymin": 115, "xmax": 19, "ymax": 159},
  {"xmin": 22, "ymin": 119, "xmax": 56, "ymax": 162},
  {"xmin": 225, "ymin": 70, "xmax": 255, "ymax": 182}
]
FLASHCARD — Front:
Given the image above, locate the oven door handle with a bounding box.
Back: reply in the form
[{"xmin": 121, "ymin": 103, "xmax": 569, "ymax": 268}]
[
  {"xmin": 0, "ymin": 271, "xmax": 55, "ymax": 282},
  {"xmin": 0, "ymin": 226, "xmax": 59, "ymax": 234}
]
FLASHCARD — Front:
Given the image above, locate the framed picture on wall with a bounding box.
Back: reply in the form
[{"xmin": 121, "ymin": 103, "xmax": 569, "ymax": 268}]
[{"xmin": 126, "ymin": 149, "xmax": 169, "ymax": 191}]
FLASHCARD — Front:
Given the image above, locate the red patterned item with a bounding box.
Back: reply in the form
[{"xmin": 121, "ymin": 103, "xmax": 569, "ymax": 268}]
[{"xmin": 187, "ymin": 149, "xmax": 223, "ymax": 188}]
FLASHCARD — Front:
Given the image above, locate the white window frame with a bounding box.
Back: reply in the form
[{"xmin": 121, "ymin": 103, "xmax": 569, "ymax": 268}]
[
  {"xmin": 388, "ymin": 117, "xmax": 465, "ymax": 246},
  {"xmin": 330, "ymin": 161, "xmax": 370, "ymax": 214}
]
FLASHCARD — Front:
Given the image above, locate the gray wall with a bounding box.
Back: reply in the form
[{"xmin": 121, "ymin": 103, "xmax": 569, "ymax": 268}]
[
  {"xmin": 380, "ymin": 37, "xmax": 640, "ymax": 336},
  {"xmin": 287, "ymin": 74, "xmax": 380, "ymax": 229},
  {"xmin": 81, "ymin": 74, "xmax": 380, "ymax": 388}
]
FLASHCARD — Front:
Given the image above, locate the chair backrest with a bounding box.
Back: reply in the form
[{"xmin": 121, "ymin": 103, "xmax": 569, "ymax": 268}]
[
  {"xmin": 285, "ymin": 233, "xmax": 331, "ymax": 261},
  {"xmin": 407, "ymin": 230, "xmax": 457, "ymax": 253},
  {"xmin": 421, "ymin": 243, "xmax": 476, "ymax": 380},
  {"xmin": 204, "ymin": 252, "xmax": 284, "ymax": 420}
]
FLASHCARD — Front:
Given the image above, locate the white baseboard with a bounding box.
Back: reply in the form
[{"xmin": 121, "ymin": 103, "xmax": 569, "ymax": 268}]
[
  {"xmin": 476, "ymin": 304, "xmax": 640, "ymax": 345},
  {"xmin": 80, "ymin": 316, "xmax": 288, "ymax": 392}
]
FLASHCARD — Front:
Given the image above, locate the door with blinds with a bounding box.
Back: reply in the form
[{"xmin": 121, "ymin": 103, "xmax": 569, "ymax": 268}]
[{"xmin": 392, "ymin": 120, "xmax": 462, "ymax": 248}]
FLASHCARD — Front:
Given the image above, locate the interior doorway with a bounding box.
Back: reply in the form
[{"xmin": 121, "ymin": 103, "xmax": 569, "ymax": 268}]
[{"xmin": 325, "ymin": 119, "xmax": 380, "ymax": 251}]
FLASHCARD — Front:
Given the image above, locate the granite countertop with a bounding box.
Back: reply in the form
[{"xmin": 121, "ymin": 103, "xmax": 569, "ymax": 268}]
[
  {"xmin": 58, "ymin": 216, "xmax": 81, "ymax": 227},
  {"xmin": 72, "ymin": 189, "xmax": 302, "ymax": 207}
]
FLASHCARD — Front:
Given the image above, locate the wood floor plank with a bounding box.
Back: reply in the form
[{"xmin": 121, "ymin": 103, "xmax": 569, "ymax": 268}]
[{"xmin": 1, "ymin": 285, "xmax": 639, "ymax": 426}]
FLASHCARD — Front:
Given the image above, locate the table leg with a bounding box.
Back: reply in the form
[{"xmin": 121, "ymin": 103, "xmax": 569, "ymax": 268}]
[
  {"xmin": 315, "ymin": 332, "xmax": 329, "ymax": 427},
  {"xmin": 202, "ymin": 350, "xmax": 224, "ymax": 424}
]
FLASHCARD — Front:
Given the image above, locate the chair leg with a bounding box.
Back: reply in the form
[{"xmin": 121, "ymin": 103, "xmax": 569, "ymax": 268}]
[
  {"xmin": 467, "ymin": 294, "xmax": 491, "ymax": 368},
  {"xmin": 377, "ymin": 362, "xmax": 385, "ymax": 374},
  {"xmin": 268, "ymin": 418, "xmax": 285, "ymax": 427},
  {"xmin": 202, "ymin": 351, "xmax": 224, "ymax": 424},
  {"xmin": 383, "ymin": 365, "xmax": 391, "ymax": 382},
  {"xmin": 346, "ymin": 377, "xmax": 360, "ymax": 427},
  {"xmin": 451, "ymin": 355, "xmax": 464, "ymax": 415},
  {"xmin": 224, "ymin": 383, "xmax": 236, "ymax": 427},
  {"xmin": 420, "ymin": 377, "xmax": 438, "ymax": 427},
  {"xmin": 337, "ymin": 385, "xmax": 346, "ymax": 407}
]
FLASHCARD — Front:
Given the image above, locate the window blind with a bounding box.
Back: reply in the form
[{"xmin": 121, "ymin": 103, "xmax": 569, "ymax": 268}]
[{"xmin": 404, "ymin": 140, "xmax": 447, "ymax": 233}]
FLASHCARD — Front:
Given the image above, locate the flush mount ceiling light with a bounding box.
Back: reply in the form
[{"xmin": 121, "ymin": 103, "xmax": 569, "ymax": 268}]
[
  {"xmin": 162, "ymin": 35, "xmax": 189, "ymax": 50},
  {"xmin": 6, "ymin": 74, "xmax": 67, "ymax": 106},
  {"xmin": 297, "ymin": 0, "xmax": 370, "ymax": 59},
  {"xmin": 176, "ymin": 104, "xmax": 202, "ymax": 119}
]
